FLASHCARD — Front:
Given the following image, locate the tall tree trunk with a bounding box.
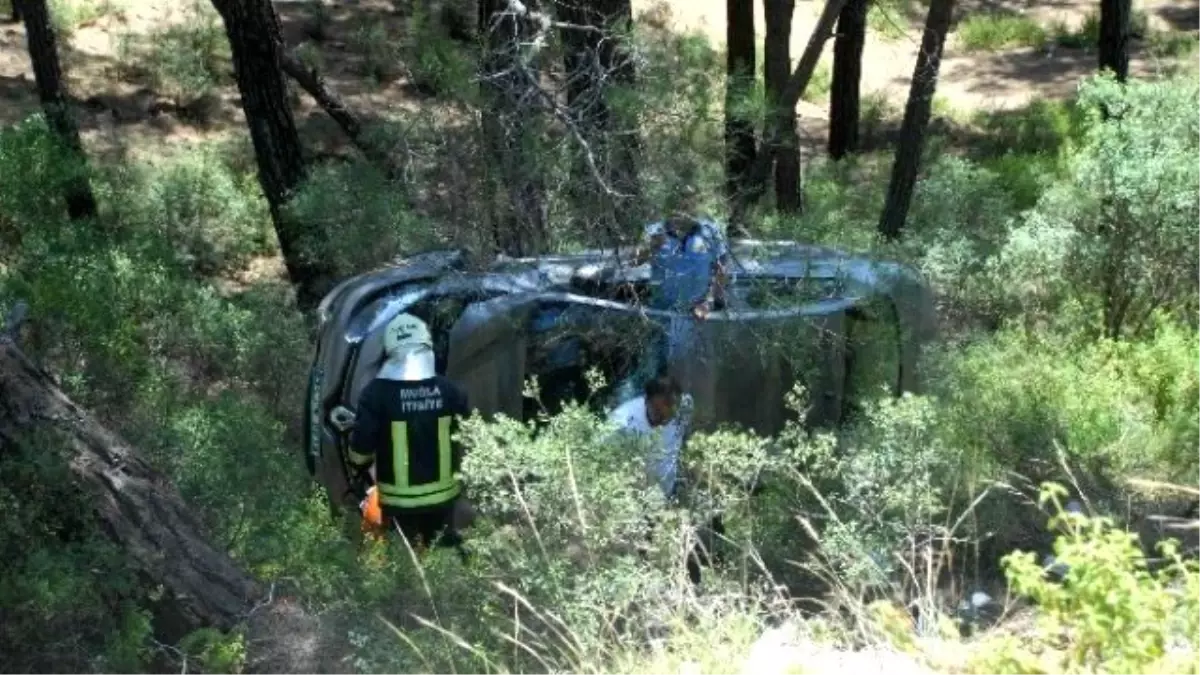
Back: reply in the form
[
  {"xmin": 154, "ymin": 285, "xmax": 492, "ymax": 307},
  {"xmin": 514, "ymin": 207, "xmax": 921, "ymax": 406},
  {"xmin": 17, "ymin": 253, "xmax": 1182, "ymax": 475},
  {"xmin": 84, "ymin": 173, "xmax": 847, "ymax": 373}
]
[
  {"xmin": 1098, "ymin": 0, "xmax": 1130, "ymax": 82},
  {"xmin": 554, "ymin": 0, "xmax": 643, "ymax": 242},
  {"xmin": 764, "ymin": 0, "xmax": 802, "ymax": 213},
  {"xmin": 209, "ymin": 0, "xmax": 336, "ymax": 312},
  {"xmin": 729, "ymin": 0, "xmax": 848, "ymax": 229},
  {"xmin": 17, "ymin": 0, "xmax": 97, "ymax": 221},
  {"xmin": 724, "ymin": 0, "xmax": 757, "ymax": 204},
  {"xmin": 479, "ymin": 0, "xmax": 548, "ymax": 257},
  {"xmin": 9, "ymin": 0, "xmax": 21, "ymax": 23},
  {"xmin": 877, "ymin": 0, "xmax": 954, "ymax": 242},
  {"xmin": 828, "ymin": 0, "xmax": 866, "ymax": 159},
  {"xmin": 0, "ymin": 337, "xmax": 335, "ymax": 671}
]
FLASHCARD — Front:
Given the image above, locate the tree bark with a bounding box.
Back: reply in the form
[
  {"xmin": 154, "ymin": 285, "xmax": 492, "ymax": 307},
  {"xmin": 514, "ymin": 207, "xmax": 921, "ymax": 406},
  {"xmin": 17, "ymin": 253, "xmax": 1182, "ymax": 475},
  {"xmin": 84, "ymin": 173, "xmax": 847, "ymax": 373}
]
[
  {"xmin": 279, "ymin": 51, "xmax": 407, "ymax": 182},
  {"xmin": 763, "ymin": 0, "xmax": 801, "ymax": 214},
  {"xmin": 479, "ymin": 0, "xmax": 549, "ymax": 257},
  {"xmin": 209, "ymin": 0, "xmax": 336, "ymax": 312},
  {"xmin": 554, "ymin": 0, "xmax": 644, "ymax": 235},
  {"xmin": 828, "ymin": 0, "xmax": 866, "ymax": 159},
  {"xmin": 0, "ymin": 336, "xmax": 334, "ymax": 671},
  {"xmin": 17, "ymin": 0, "xmax": 98, "ymax": 221},
  {"xmin": 724, "ymin": 0, "xmax": 758, "ymax": 204},
  {"xmin": 1098, "ymin": 0, "xmax": 1130, "ymax": 82},
  {"xmin": 877, "ymin": 0, "xmax": 954, "ymax": 242},
  {"xmin": 0, "ymin": 338, "xmax": 256, "ymax": 629},
  {"xmin": 729, "ymin": 0, "xmax": 849, "ymax": 229}
]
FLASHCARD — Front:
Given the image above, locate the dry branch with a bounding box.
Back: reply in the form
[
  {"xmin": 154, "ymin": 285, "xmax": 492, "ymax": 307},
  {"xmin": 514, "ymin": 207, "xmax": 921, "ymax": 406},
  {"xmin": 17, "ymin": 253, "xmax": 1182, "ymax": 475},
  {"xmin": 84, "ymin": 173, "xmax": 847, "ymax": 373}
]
[{"xmin": 280, "ymin": 51, "xmax": 408, "ymax": 182}]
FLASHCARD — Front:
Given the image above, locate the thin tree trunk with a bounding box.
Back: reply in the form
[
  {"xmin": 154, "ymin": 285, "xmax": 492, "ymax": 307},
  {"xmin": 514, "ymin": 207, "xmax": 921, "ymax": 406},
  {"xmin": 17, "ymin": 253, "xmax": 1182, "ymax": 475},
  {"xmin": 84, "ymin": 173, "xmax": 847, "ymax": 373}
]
[
  {"xmin": 17, "ymin": 0, "xmax": 97, "ymax": 221},
  {"xmin": 279, "ymin": 51, "xmax": 407, "ymax": 182},
  {"xmin": 209, "ymin": 0, "xmax": 336, "ymax": 311},
  {"xmin": 479, "ymin": 0, "xmax": 548, "ymax": 257},
  {"xmin": 877, "ymin": 0, "xmax": 954, "ymax": 242},
  {"xmin": 1098, "ymin": 0, "xmax": 1130, "ymax": 82},
  {"xmin": 730, "ymin": 0, "xmax": 849, "ymax": 229},
  {"xmin": 554, "ymin": 0, "xmax": 644, "ymax": 239},
  {"xmin": 9, "ymin": 0, "xmax": 21, "ymax": 23},
  {"xmin": 828, "ymin": 0, "xmax": 866, "ymax": 159},
  {"xmin": 763, "ymin": 0, "xmax": 801, "ymax": 213},
  {"xmin": 724, "ymin": 0, "xmax": 757, "ymax": 204}
]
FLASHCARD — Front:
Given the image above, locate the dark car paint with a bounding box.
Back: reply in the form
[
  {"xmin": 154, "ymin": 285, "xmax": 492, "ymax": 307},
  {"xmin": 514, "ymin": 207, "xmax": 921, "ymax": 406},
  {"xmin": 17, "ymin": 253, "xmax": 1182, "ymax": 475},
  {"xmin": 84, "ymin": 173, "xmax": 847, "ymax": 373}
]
[{"xmin": 304, "ymin": 242, "xmax": 937, "ymax": 511}]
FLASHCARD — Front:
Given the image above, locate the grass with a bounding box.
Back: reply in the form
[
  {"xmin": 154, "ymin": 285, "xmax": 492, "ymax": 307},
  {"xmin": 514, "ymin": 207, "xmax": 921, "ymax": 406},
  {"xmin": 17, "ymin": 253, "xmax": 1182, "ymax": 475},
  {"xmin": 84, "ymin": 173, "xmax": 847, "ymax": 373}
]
[
  {"xmin": 868, "ymin": 1, "xmax": 911, "ymax": 41},
  {"xmin": 48, "ymin": 0, "xmax": 125, "ymax": 37},
  {"xmin": 956, "ymin": 13, "xmax": 1048, "ymax": 52},
  {"xmin": 802, "ymin": 61, "xmax": 833, "ymax": 103}
]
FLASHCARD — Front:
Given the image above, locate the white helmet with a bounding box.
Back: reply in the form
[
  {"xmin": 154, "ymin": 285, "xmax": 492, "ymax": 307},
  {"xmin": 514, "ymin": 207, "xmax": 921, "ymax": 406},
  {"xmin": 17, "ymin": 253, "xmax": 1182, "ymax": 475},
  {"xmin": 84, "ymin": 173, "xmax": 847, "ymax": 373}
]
[{"xmin": 378, "ymin": 312, "xmax": 436, "ymax": 381}]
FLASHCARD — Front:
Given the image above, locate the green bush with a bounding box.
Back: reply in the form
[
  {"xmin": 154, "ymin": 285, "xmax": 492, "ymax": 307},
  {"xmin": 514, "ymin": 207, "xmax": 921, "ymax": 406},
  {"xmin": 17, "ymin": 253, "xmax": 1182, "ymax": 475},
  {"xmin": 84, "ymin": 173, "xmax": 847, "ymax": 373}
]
[
  {"xmin": 1006, "ymin": 74, "xmax": 1199, "ymax": 339},
  {"xmin": 135, "ymin": 1, "xmax": 230, "ymax": 110},
  {"xmin": 974, "ymin": 483, "xmax": 1200, "ymax": 674},
  {"xmin": 111, "ymin": 144, "xmax": 273, "ymax": 275},
  {"xmin": 286, "ymin": 160, "xmax": 435, "ymax": 278},
  {"xmin": 956, "ymin": 13, "xmax": 1048, "ymax": 52}
]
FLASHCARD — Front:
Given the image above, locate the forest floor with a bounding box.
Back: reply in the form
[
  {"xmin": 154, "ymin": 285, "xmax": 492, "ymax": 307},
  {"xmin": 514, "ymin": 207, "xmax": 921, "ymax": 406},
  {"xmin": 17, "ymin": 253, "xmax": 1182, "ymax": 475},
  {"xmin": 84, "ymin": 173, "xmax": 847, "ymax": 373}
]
[{"xmin": 0, "ymin": 0, "xmax": 1195, "ymax": 162}]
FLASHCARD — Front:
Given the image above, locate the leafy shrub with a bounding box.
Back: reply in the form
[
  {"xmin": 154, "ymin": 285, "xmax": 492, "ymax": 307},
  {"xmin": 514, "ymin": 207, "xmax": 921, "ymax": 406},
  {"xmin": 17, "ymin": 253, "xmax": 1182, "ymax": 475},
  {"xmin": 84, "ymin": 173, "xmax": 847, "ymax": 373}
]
[
  {"xmin": 111, "ymin": 144, "xmax": 273, "ymax": 275},
  {"xmin": 956, "ymin": 13, "xmax": 1048, "ymax": 52},
  {"xmin": 0, "ymin": 433, "xmax": 147, "ymax": 673},
  {"xmin": 972, "ymin": 483, "xmax": 1200, "ymax": 674},
  {"xmin": 286, "ymin": 160, "xmax": 434, "ymax": 277},
  {"xmin": 1003, "ymin": 74, "xmax": 1199, "ymax": 339},
  {"xmin": 118, "ymin": 1, "xmax": 230, "ymax": 110},
  {"xmin": 0, "ymin": 115, "xmax": 91, "ymax": 255}
]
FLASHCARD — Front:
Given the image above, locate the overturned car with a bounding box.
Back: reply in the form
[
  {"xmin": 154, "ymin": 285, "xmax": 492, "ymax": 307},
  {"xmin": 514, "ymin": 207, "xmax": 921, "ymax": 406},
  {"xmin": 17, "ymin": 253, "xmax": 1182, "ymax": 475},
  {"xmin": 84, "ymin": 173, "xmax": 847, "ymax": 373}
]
[{"xmin": 304, "ymin": 241, "xmax": 937, "ymax": 511}]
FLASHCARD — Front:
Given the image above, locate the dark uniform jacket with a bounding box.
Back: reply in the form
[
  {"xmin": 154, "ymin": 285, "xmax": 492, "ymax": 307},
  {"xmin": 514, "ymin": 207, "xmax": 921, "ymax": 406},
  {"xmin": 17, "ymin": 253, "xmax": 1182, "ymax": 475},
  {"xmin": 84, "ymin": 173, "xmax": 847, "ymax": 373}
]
[{"xmin": 349, "ymin": 375, "xmax": 470, "ymax": 512}]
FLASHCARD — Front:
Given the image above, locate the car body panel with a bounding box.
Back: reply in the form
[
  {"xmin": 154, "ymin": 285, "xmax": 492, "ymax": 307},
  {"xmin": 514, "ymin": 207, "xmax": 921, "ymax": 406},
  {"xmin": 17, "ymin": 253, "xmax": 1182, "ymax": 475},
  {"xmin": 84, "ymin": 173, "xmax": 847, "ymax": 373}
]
[{"xmin": 303, "ymin": 241, "xmax": 937, "ymax": 509}]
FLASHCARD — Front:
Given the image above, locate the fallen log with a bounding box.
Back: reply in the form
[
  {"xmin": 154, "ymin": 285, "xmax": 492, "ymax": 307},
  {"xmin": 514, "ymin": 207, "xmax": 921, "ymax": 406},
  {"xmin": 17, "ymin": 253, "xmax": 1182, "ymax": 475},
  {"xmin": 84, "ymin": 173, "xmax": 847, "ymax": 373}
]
[{"xmin": 0, "ymin": 337, "xmax": 332, "ymax": 672}]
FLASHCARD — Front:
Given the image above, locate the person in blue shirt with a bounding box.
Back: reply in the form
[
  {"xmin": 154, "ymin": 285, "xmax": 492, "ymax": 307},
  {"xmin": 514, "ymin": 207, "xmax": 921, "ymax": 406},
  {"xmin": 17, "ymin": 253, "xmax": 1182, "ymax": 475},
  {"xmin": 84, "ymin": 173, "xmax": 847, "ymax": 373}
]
[
  {"xmin": 630, "ymin": 196, "xmax": 733, "ymax": 389},
  {"xmin": 635, "ymin": 213, "xmax": 731, "ymax": 318}
]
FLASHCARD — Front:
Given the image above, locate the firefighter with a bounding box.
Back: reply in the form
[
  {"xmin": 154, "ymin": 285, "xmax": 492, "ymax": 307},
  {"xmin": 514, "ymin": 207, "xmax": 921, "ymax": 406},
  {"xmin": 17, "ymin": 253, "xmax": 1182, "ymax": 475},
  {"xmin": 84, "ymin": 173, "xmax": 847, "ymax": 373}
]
[{"xmin": 349, "ymin": 312, "xmax": 473, "ymax": 553}]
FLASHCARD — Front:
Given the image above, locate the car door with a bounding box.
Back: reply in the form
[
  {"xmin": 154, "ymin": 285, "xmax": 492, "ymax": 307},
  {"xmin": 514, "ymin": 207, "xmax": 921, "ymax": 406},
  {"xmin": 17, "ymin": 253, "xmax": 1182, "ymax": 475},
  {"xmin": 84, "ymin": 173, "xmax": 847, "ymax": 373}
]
[
  {"xmin": 446, "ymin": 293, "xmax": 544, "ymax": 421},
  {"xmin": 686, "ymin": 296, "xmax": 859, "ymax": 437}
]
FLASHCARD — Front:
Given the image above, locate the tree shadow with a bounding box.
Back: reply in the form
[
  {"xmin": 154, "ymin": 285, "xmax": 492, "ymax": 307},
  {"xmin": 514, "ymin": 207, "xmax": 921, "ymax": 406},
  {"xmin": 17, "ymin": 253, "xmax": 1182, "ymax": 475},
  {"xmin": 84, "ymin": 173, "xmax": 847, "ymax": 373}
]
[{"xmin": 1154, "ymin": 2, "xmax": 1200, "ymax": 32}]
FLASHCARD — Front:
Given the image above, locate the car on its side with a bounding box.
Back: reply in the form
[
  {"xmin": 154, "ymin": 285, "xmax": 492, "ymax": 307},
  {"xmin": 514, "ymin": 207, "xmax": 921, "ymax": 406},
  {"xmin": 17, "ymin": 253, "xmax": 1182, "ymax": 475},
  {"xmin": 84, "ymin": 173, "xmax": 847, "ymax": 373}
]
[{"xmin": 304, "ymin": 241, "xmax": 937, "ymax": 511}]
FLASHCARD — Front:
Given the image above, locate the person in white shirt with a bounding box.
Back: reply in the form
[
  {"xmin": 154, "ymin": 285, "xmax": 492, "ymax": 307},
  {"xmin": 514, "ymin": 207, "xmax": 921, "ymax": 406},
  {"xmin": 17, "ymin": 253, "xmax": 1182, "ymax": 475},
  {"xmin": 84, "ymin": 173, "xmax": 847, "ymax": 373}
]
[
  {"xmin": 607, "ymin": 371, "xmax": 725, "ymax": 584},
  {"xmin": 607, "ymin": 372, "xmax": 692, "ymax": 500}
]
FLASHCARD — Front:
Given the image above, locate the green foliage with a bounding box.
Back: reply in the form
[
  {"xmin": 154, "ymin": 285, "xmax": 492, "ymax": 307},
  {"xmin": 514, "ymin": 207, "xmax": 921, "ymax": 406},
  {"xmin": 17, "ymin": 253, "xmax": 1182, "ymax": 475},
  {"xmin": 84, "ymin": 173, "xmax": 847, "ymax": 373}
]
[
  {"xmin": 351, "ymin": 21, "xmax": 402, "ymax": 84},
  {"xmin": 179, "ymin": 627, "xmax": 248, "ymax": 673},
  {"xmin": 802, "ymin": 61, "xmax": 833, "ymax": 103},
  {"xmin": 974, "ymin": 483, "xmax": 1200, "ymax": 674},
  {"xmin": 0, "ymin": 115, "xmax": 92, "ymax": 252},
  {"xmin": 48, "ymin": 0, "xmax": 120, "ymax": 37},
  {"xmin": 1052, "ymin": 8, "xmax": 1152, "ymax": 49},
  {"xmin": 286, "ymin": 160, "xmax": 433, "ymax": 277},
  {"xmin": 868, "ymin": 0, "xmax": 911, "ymax": 41},
  {"xmin": 0, "ymin": 432, "xmax": 146, "ymax": 672},
  {"xmin": 969, "ymin": 98, "xmax": 1086, "ymax": 158},
  {"xmin": 119, "ymin": 1, "xmax": 230, "ymax": 110},
  {"xmin": 111, "ymin": 144, "xmax": 274, "ymax": 275},
  {"xmin": 935, "ymin": 323, "xmax": 1200, "ymax": 513},
  {"xmin": 400, "ymin": 2, "xmax": 477, "ymax": 99},
  {"xmin": 1009, "ymin": 74, "xmax": 1199, "ymax": 339},
  {"xmin": 956, "ymin": 13, "xmax": 1048, "ymax": 52}
]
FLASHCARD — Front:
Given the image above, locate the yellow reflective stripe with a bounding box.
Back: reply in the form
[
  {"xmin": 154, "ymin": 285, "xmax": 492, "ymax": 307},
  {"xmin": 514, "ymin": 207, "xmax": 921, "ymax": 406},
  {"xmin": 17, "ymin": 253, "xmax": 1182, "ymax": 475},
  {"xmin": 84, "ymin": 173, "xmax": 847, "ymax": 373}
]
[
  {"xmin": 390, "ymin": 421, "xmax": 409, "ymax": 489},
  {"xmin": 348, "ymin": 449, "xmax": 374, "ymax": 466},
  {"xmin": 378, "ymin": 483, "xmax": 461, "ymax": 508},
  {"xmin": 376, "ymin": 416, "xmax": 459, "ymax": 508},
  {"xmin": 439, "ymin": 415, "xmax": 452, "ymax": 485}
]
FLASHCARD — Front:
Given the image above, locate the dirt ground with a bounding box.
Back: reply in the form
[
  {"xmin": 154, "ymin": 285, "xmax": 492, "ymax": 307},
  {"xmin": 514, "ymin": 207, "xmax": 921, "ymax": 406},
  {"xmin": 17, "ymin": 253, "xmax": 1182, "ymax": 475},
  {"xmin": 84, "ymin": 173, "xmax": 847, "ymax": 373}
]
[{"xmin": 0, "ymin": 0, "xmax": 1196, "ymax": 172}]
